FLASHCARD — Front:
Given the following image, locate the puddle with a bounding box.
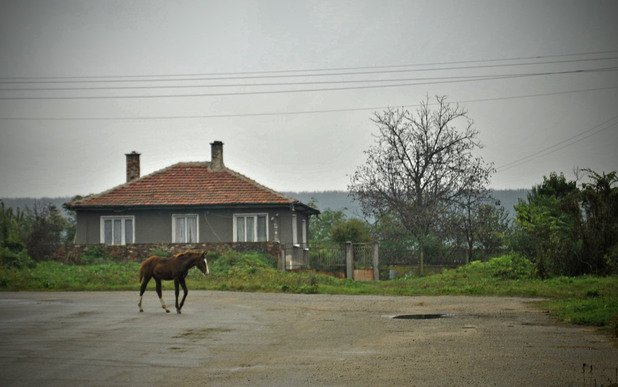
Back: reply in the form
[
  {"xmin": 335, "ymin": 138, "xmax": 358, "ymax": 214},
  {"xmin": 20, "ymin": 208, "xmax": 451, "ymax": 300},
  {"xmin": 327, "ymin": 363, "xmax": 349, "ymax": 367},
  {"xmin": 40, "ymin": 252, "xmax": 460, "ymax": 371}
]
[{"xmin": 392, "ymin": 313, "xmax": 450, "ymax": 320}]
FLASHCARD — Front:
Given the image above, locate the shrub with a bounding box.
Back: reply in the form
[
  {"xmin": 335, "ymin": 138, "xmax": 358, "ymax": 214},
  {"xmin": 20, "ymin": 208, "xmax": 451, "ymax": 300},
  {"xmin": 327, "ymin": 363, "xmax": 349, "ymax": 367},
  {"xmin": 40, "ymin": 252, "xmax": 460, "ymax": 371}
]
[
  {"xmin": 0, "ymin": 246, "xmax": 35, "ymax": 269},
  {"xmin": 78, "ymin": 245, "xmax": 115, "ymax": 264},
  {"xmin": 209, "ymin": 250, "xmax": 275, "ymax": 275},
  {"xmin": 331, "ymin": 219, "xmax": 372, "ymax": 245},
  {"xmin": 484, "ymin": 254, "xmax": 535, "ymax": 280},
  {"xmin": 452, "ymin": 254, "xmax": 535, "ymax": 280}
]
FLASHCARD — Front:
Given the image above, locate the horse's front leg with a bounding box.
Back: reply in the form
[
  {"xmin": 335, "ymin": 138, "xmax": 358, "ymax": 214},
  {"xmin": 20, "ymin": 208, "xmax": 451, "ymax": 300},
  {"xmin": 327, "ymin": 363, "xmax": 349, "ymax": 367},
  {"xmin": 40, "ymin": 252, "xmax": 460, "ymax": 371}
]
[
  {"xmin": 138, "ymin": 276, "xmax": 150, "ymax": 312},
  {"xmin": 155, "ymin": 278, "xmax": 170, "ymax": 313},
  {"xmin": 174, "ymin": 279, "xmax": 181, "ymax": 314},
  {"xmin": 178, "ymin": 278, "xmax": 189, "ymax": 313}
]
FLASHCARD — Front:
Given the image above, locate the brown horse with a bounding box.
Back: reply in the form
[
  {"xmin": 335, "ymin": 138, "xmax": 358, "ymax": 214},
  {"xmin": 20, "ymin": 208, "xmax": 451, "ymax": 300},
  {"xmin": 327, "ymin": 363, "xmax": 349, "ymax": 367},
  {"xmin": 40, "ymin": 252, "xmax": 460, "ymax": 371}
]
[{"xmin": 138, "ymin": 250, "xmax": 209, "ymax": 314}]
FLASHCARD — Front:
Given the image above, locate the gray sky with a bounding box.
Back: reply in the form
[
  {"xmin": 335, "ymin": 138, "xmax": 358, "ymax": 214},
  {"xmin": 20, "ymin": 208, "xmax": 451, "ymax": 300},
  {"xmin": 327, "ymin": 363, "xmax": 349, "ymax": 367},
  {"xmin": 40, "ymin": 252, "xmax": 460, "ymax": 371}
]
[{"xmin": 1, "ymin": 0, "xmax": 617, "ymax": 198}]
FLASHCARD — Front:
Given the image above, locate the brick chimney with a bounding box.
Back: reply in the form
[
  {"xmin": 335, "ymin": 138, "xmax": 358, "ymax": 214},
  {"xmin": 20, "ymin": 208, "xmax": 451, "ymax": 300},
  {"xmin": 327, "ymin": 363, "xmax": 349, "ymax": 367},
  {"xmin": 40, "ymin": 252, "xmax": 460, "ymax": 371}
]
[
  {"xmin": 210, "ymin": 141, "xmax": 224, "ymax": 171},
  {"xmin": 125, "ymin": 151, "xmax": 140, "ymax": 182}
]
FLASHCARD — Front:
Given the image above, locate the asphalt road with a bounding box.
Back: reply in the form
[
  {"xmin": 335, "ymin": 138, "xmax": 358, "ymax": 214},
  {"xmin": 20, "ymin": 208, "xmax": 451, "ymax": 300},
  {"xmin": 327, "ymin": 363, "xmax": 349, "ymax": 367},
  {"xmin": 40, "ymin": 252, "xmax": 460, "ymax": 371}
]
[{"xmin": 0, "ymin": 291, "xmax": 616, "ymax": 386}]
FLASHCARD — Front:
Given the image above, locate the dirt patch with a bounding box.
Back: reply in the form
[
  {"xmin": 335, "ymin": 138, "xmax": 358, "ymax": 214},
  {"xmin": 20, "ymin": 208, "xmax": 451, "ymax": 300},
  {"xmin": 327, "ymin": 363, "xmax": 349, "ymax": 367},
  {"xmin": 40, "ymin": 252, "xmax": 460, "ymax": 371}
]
[
  {"xmin": 173, "ymin": 327, "xmax": 232, "ymax": 339},
  {"xmin": 0, "ymin": 291, "xmax": 617, "ymax": 386}
]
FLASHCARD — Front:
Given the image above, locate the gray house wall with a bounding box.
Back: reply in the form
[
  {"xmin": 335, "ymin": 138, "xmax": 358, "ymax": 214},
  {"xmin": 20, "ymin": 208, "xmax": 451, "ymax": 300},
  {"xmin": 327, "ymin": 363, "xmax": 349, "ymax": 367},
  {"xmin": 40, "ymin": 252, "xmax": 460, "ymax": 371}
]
[{"xmin": 74, "ymin": 206, "xmax": 311, "ymax": 246}]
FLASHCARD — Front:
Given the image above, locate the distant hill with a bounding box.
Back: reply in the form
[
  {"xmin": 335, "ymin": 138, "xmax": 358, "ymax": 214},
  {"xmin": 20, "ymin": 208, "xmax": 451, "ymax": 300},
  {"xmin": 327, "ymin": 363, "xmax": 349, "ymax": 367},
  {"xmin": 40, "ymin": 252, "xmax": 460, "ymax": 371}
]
[
  {"xmin": 2, "ymin": 189, "xmax": 529, "ymax": 219},
  {"xmin": 285, "ymin": 189, "xmax": 529, "ymax": 219},
  {"xmin": 283, "ymin": 191, "xmax": 364, "ymax": 218}
]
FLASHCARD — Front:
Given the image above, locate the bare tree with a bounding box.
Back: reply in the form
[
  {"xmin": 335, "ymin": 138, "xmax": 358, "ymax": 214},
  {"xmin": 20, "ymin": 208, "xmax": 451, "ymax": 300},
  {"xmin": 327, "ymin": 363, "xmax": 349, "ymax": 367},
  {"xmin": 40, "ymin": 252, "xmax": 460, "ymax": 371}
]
[{"xmin": 349, "ymin": 95, "xmax": 494, "ymax": 274}]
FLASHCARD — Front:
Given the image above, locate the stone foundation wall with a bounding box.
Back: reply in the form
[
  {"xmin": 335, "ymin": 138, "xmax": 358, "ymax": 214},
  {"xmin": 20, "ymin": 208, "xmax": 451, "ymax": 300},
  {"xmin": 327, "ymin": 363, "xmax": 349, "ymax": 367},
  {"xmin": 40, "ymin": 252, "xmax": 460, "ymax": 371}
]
[{"xmin": 60, "ymin": 242, "xmax": 281, "ymax": 263}]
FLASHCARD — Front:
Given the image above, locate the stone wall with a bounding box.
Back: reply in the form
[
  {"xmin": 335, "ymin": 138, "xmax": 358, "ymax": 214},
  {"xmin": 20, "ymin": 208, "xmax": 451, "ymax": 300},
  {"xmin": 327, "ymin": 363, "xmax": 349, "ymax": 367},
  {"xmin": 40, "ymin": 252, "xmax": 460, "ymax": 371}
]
[{"xmin": 60, "ymin": 242, "xmax": 281, "ymax": 263}]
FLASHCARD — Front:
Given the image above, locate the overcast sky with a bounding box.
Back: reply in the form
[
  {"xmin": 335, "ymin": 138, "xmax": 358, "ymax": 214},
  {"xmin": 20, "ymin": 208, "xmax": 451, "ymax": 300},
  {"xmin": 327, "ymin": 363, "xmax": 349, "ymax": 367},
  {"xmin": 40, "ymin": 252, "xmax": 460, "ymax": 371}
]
[{"xmin": 1, "ymin": 0, "xmax": 617, "ymax": 198}]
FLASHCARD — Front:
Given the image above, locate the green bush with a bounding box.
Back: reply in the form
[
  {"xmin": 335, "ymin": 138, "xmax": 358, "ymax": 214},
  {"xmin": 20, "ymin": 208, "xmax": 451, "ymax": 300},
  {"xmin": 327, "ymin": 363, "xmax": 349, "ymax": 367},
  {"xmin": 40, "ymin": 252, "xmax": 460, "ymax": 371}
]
[
  {"xmin": 452, "ymin": 254, "xmax": 535, "ymax": 280},
  {"xmin": 78, "ymin": 245, "xmax": 115, "ymax": 264},
  {"xmin": 0, "ymin": 246, "xmax": 35, "ymax": 269},
  {"xmin": 209, "ymin": 250, "xmax": 275, "ymax": 275},
  {"xmin": 484, "ymin": 254, "xmax": 535, "ymax": 280}
]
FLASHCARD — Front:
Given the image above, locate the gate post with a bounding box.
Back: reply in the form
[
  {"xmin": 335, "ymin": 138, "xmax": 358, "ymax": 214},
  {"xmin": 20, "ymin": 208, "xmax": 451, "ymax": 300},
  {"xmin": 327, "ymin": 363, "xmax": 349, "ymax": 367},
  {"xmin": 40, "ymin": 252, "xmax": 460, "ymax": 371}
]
[
  {"xmin": 345, "ymin": 241, "xmax": 354, "ymax": 280},
  {"xmin": 373, "ymin": 243, "xmax": 379, "ymax": 281},
  {"xmin": 279, "ymin": 245, "xmax": 286, "ymax": 272}
]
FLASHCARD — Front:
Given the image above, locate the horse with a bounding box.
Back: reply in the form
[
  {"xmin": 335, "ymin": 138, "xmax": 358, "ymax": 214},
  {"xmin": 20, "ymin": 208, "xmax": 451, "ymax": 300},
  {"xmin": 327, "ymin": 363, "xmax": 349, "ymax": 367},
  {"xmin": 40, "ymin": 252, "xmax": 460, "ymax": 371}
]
[{"xmin": 138, "ymin": 250, "xmax": 209, "ymax": 314}]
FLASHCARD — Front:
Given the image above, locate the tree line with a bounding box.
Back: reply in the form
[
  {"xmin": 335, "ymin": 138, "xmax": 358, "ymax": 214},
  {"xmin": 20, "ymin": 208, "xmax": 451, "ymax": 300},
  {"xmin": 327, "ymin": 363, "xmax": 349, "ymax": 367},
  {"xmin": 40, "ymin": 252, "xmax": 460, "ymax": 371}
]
[{"xmin": 312, "ymin": 95, "xmax": 617, "ymax": 277}]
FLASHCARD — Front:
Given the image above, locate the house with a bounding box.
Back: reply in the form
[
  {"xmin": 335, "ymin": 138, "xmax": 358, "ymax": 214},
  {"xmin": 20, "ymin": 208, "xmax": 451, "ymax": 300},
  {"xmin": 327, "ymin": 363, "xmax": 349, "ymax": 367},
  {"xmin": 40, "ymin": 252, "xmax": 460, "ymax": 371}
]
[{"xmin": 65, "ymin": 141, "xmax": 319, "ymax": 249}]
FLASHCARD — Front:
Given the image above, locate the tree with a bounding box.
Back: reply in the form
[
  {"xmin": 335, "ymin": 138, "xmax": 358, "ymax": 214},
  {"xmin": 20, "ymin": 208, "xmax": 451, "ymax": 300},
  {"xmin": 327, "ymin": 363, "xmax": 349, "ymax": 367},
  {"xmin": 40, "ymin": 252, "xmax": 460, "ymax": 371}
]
[
  {"xmin": 449, "ymin": 196, "xmax": 510, "ymax": 263},
  {"xmin": 449, "ymin": 185, "xmax": 493, "ymax": 263},
  {"xmin": 0, "ymin": 200, "xmax": 32, "ymax": 267},
  {"xmin": 579, "ymin": 169, "xmax": 618, "ymax": 274},
  {"xmin": 474, "ymin": 202, "xmax": 510, "ymax": 257},
  {"xmin": 349, "ymin": 95, "xmax": 494, "ymax": 274},
  {"xmin": 24, "ymin": 202, "xmax": 71, "ymax": 261},
  {"xmin": 331, "ymin": 219, "xmax": 372, "ymax": 245},
  {"xmin": 513, "ymin": 172, "xmax": 583, "ymax": 277},
  {"xmin": 309, "ymin": 208, "xmax": 347, "ymax": 245},
  {"xmin": 513, "ymin": 170, "xmax": 618, "ymax": 276}
]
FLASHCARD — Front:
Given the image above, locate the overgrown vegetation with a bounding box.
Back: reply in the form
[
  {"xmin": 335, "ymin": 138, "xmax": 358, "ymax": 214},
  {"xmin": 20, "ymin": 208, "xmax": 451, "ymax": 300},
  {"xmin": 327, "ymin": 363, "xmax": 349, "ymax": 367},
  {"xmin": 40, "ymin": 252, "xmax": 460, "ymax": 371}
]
[
  {"xmin": 512, "ymin": 170, "xmax": 618, "ymax": 276},
  {"xmin": 1, "ymin": 200, "xmax": 74, "ymax": 267}
]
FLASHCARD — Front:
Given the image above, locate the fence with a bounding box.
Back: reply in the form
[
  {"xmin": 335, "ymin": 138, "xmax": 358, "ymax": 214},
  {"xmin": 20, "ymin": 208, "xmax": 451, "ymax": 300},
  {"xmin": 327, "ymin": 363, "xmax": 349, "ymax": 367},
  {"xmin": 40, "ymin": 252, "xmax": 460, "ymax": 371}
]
[
  {"xmin": 281, "ymin": 243, "xmax": 494, "ymax": 280},
  {"xmin": 280, "ymin": 244, "xmax": 311, "ymax": 270},
  {"xmin": 281, "ymin": 243, "xmax": 378, "ymax": 281}
]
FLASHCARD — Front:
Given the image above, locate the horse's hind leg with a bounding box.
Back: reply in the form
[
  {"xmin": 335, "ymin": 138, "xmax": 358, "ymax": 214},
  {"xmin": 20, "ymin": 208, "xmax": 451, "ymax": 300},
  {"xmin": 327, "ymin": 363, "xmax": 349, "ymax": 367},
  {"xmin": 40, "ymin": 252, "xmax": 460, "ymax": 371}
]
[
  {"xmin": 155, "ymin": 278, "xmax": 170, "ymax": 313},
  {"xmin": 174, "ymin": 279, "xmax": 181, "ymax": 314},
  {"xmin": 178, "ymin": 278, "xmax": 189, "ymax": 313},
  {"xmin": 138, "ymin": 276, "xmax": 150, "ymax": 312}
]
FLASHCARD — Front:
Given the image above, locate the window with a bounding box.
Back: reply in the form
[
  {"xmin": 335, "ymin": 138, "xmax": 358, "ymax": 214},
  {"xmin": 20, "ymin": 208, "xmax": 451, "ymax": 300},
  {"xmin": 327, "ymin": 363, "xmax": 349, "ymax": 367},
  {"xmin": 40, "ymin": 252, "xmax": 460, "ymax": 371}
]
[
  {"xmin": 172, "ymin": 214, "xmax": 199, "ymax": 243},
  {"xmin": 234, "ymin": 214, "xmax": 268, "ymax": 242},
  {"xmin": 100, "ymin": 216, "xmax": 134, "ymax": 245}
]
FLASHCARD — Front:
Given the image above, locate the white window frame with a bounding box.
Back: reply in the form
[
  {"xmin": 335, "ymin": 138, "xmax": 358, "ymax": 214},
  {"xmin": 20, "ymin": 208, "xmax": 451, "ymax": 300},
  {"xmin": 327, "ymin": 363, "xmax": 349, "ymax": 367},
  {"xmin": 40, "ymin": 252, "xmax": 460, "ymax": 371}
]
[
  {"xmin": 233, "ymin": 213, "xmax": 269, "ymax": 242},
  {"xmin": 100, "ymin": 216, "xmax": 135, "ymax": 245},
  {"xmin": 172, "ymin": 214, "xmax": 199, "ymax": 243}
]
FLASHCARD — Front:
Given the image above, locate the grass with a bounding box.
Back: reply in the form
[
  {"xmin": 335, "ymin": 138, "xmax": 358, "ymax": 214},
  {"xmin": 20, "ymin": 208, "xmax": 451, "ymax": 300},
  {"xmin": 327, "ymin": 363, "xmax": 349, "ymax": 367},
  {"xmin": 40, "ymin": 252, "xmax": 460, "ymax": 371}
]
[{"xmin": 0, "ymin": 252, "xmax": 616, "ymax": 333}]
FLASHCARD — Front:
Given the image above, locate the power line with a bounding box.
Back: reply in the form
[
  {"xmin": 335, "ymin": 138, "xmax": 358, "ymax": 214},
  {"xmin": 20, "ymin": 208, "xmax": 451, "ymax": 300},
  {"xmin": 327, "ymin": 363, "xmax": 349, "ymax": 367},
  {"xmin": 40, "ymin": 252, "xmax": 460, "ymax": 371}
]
[
  {"xmin": 0, "ymin": 71, "xmax": 577, "ymax": 92},
  {"xmin": 2, "ymin": 56, "xmax": 617, "ymax": 86},
  {"xmin": 2, "ymin": 85, "xmax": 616, "ymax": 121},
  {"xmin": 1, "ymin": 49, "xmax": 617, "ymax": 82},
  {"xmin": 1, "ymin": 67, "xmax": 616, "ymax": 101},
  {"xmin": 2, "ymin": 64, "xmax": 617, "ymax": 92},
  {"xmin": 496, "ymin": 115, "xmax": 618, "ymax": 172}
]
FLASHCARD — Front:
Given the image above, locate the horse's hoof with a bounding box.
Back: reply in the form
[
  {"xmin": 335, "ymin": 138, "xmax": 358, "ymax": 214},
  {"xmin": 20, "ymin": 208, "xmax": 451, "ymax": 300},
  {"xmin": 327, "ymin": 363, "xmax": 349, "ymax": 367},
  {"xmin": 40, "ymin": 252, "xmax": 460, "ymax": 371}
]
[
  {"xmin": 165, "ymin": 309, "xmax": 170, "ymax": 313},
  {"xmin": 176, "ymin": 310, "xmax": 181, "ymax": 314},
  {"xmin": 139, "ymin": 309, "xmax": 143, "ymax": 313}
]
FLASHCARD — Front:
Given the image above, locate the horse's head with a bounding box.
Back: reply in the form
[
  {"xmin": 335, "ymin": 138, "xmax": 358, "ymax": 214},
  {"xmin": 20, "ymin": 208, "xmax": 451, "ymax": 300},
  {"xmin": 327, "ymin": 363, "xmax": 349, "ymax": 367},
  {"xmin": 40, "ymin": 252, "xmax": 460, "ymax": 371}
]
[{"xmin": 194, "ymin": 250, "xmax": 210, "ymax": 276}]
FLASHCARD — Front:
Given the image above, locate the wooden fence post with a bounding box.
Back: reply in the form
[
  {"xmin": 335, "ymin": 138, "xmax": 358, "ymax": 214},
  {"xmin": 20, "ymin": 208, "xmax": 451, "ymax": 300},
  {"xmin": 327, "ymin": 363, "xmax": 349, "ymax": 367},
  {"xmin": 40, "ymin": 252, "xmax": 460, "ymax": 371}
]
[
  {"xmin": 345, "ymin": 241, "xmax": 354, "ymax": 280},
  {"xmin": 373, "ymin": 243, "xmax": 379, "ymax": 281}
]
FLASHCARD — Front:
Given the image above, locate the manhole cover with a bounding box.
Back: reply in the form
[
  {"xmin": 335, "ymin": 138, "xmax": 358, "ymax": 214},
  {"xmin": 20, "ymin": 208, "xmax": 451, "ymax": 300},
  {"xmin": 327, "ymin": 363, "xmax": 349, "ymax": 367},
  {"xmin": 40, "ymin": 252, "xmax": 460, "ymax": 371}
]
[{"xmin": 392, "ymin": 313, "xmax": 449, "ymax": 320}]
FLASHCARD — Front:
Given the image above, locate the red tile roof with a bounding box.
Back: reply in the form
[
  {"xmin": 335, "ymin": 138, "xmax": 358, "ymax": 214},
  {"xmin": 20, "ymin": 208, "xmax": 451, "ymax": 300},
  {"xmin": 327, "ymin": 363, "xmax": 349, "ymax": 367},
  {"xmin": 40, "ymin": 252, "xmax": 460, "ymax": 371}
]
[{"xmin": 67, "ymin": 162, "xmax": 313, "ymax": 210}]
